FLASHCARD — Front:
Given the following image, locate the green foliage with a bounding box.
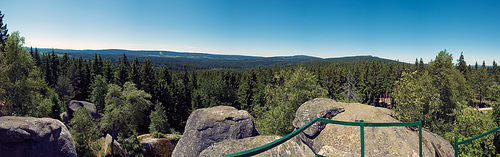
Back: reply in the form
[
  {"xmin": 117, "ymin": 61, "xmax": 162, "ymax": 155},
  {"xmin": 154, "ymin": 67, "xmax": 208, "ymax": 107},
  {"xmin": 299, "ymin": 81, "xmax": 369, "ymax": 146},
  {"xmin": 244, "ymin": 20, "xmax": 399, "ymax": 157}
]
[
  {"xmin": 445, "ymin": 107, "xmax": 496, "ymax": 156},
  {"xmin": 394, "ymin": 50, "xmax": 471, "ymax": 136},
  {"xmin": 100, "ymin": 82, "xmax": 152, "ymax": 137},
  {"xmin": 0, "ymin": 10, "xmax": 8, "ymax": 47},
  {"xmin": 0, "ymin": 31, "xmax": 58, "ymax": 117},
  {"xmin": 69, "ymin": 109, "xmax": 98, "ymax": 157},
  {"xmin": 471, "ymin": 62, "xmax": 491, "ymax": 105},
  {"xmin": 89, "ymin": 75, "xmax": 108, "ymax": 114},
  {"xmin": 149, "ymin": 103, "xmax": 171, "ymax": 134},
  {"xmin": 123, "ymin": 133, "xmax": 145, "ymax": 157},
  {"xmin": 255, "ymin": 67, "xmax": 327, "ymax": 135},
  {"xmin": 393, "ymin": 71, "xmax": 438, "ymax": 123},
  {"xmin": 55, "ymin": 75, "xmax": 75, "ymax": 104}
]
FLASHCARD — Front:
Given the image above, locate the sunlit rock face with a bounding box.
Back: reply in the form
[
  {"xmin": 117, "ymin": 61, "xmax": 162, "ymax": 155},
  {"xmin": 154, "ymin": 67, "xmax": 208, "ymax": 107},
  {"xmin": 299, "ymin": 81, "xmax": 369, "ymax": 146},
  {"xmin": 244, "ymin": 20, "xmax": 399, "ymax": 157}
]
[
  {"xmin": 293, "ymin": 98, "xmax": 454, "ymax": 157},
  {"xmin": 172, "ymin": 106, "xmax": 259, "ymax": 157}
]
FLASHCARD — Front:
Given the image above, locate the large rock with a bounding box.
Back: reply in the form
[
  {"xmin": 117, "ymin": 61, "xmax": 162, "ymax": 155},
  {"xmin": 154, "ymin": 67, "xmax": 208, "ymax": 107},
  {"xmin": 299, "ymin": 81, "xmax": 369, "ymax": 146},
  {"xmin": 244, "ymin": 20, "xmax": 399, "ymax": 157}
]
[
  {"xmin": 199, "ymin": 135, "xmax": 315, "ymax": 157},
  {"xmin": 104, "ymin": 134, "xmax": 127, "ymax": 157},
  {"xmin": 294, "ymin": 99, "xmax": 454, "ymax": 157},
  {"xmin": 66, "ymin": 100, "xmax": 100, "ymax": 120},
  {"xmin": 293, "ymin": 98, "xmax": 345, "ymax": 150},
  {"xmin": 138, "ymin": 134, "xmax": 176, "ymax": 157},
  {"xmin": 0, "ymin": 116, "xmax": 77, "ymax": 157},
  {"xmin": 172, "ymin": 106, "xmax": 259, "ymax": 157}
]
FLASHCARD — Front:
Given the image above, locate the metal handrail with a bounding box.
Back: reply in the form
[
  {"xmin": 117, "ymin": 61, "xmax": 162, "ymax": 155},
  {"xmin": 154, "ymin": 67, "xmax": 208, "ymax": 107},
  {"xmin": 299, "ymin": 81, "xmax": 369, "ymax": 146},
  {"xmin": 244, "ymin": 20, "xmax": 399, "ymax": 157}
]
[
  {"xmin": 227, "ymin": 117, "xmax": 422, "ymax": 157},
  {"xmin": 454, "ymin": 125, "xmax": 500, "ymax": 157}
]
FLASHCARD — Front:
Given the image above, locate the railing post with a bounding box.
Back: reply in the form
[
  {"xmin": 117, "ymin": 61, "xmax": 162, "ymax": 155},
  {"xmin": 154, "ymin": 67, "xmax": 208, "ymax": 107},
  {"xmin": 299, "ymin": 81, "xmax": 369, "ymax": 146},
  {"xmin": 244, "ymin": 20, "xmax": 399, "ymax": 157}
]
[
  {"xmin": 455, "ymin": 136, "xmax": 458, "ymax": 157},
  {"xmin": 360, "ymin": 119, "xmax": 364, "ymax": 157},
  {"xmin": 419, "ymin": 119, "xmax": 422, "ymax": 157}
]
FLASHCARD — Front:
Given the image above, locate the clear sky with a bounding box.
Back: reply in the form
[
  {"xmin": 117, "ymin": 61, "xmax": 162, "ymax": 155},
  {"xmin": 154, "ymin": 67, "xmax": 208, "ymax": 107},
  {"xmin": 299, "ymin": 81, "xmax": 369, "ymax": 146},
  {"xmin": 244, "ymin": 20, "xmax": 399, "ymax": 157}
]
[{"xmin": 1, "ymin": 0, "xmax": 499, "ymax": 65}]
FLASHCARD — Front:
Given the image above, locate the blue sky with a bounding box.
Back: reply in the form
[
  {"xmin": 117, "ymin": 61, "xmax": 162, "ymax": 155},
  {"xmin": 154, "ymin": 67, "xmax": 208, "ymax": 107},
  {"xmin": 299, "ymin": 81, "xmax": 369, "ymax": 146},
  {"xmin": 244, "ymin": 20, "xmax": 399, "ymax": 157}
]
[{"xmin": 1, "ymin": 0, "xmax": 499, "ymax": 64}]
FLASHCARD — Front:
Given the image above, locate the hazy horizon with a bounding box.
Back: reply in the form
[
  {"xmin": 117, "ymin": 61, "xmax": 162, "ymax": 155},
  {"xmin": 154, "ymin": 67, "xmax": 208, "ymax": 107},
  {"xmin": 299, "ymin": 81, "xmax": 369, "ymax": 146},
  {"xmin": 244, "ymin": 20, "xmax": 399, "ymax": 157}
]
[{"xmin": 1, "ymin": 0, "xmax": 499, "ymax": 65}]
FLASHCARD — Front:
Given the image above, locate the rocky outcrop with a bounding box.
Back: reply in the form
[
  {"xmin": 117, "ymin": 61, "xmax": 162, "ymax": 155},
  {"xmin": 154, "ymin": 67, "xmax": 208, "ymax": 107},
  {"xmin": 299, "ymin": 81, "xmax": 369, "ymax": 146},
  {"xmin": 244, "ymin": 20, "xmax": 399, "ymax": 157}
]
[
  {"xmin": 293, "ymin": 98, "xmax": 345, "ymax": 149},
  {"xmin": 104, "ymin": 134, "xmax": 127, "ymax": 157},
  {"xmin": 66, "ymin": 100, "xmax": 100, "ymax": 120},
  {"xmin": 60, "ymin": 111, "xmax": 70, "ymax": 124},
  {"xmin": 172, "ymin": 106, "xmax": 259, "ymax": 157},
  {"xmin": 138, "ymin": 134, "xmax": 176, "ymax": 157},
  {"xmin": 0, "ymin": 116, "xmax": 77, "ymax": 157},
  {"xmin": 199, "ymin": 135, "xmax": 315, "ymax": 157},
  {"xmin": 293, "ymin": 99, "xmax": 454, "ymax": 157}
]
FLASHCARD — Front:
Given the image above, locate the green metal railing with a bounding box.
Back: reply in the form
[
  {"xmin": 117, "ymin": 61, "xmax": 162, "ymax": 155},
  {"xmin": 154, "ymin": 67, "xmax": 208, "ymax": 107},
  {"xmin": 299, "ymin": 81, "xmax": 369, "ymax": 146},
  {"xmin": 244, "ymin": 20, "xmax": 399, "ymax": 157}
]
[
  {"xmin": 454, "ymin": 125, "xmax": 500, "ymax": 157},
  {"xmin": 226, "ymin": 117, "xmax": 422, "ymax": 157}
]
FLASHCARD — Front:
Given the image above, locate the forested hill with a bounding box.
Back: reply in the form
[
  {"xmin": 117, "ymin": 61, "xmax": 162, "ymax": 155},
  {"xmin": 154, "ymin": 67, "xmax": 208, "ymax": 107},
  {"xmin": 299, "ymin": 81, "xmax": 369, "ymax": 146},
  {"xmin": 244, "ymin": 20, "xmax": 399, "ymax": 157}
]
[
  {"xmin": 324, "ymin": 55, "xmax": 398, "ymax": 63},
  {"xmin": 33, "ymin": 48, "xmax": 321, "ymax": 70},
  {"xmin": 33, "ymin": 48, "xmax": 398, "ymax": 70}
]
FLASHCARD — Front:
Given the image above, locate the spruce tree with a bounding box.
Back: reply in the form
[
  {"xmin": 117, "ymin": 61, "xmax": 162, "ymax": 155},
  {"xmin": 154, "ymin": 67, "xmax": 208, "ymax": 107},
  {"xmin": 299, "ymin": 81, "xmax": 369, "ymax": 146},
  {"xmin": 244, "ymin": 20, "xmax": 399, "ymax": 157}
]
[
  {"xmin": 141, "ymin": 59, "xmax": 154, "ymax": 94},
  {"xmin": 457, "ymin": 52, "xmax": 468, "ymax": 76},
  {"xmin": 131, "ymin": 57, "xmax": 141, "ymax": 88},
  {"xmin": 149, "ymin": 103, "xmax": 170, "ymax": 134},
  {"xmin": 0, "ymin": 10, "xmax": 8, "ymax": 48}
]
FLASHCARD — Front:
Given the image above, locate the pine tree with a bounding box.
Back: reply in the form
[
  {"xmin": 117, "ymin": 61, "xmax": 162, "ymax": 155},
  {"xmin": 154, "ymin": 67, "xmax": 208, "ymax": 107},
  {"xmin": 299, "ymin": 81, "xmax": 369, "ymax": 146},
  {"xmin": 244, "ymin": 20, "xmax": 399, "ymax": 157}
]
[
  {"xmin": 493, "ymin": 60, "xmax": 498, "ymax": 83},
  {"xmin": 123, "ymin": 133, "xmax": 145, "ymax": 157},
  {"xmin": 89, "ymin": 75, "xmax": 108, "ymax": 114},
  {"xmin": 34, "ymin": 47, "xmax": 41, "ymax": 67},
  {"xmin": 131, "ymin": 57, "xmax": 141, "ymax": 88},
  {"xmin": 103, "ymin": 58, "xmax": 114, "ymax": 83},
  {"xmin": 116, "ymin": 57, "xmax": 130, "ymax": 86},
  {"xmin": 60, "ymin": 53, "xmax": 70, "ymax": 76},
  {"xmin": 141, "ymin": 59, "xmax": 154, "ymax": 94},
  {"xmin": 51, "ymin": 49, "xmax": 59, "ymax": 86},
  {"xmin": 149, "ymin": 103, "xmax": 171, "ymax": 134},
  {"xmin": 418, "ymin": 58, "xmax": 425, "ymax": 71},
  {"xmin": 55, "ymin": 75, "xmax": 75, "ymax": 104},
  {"xmin": 238, "ymin": 69, "xmax": 257, "ymax": 111},
  {"xmin": 0, "ymin": 10, "xmax": 8, "ymax": 48},
  {"xmin": 92, "ymin": 53, "xmax": 103, "ymax": 77},
  {"xmin": 30, "ymin": 46, "xmax": 33, "ymax": 57},
  {"xmin": 457, "ymin": 52, "xmax": 468, "ymax": 76}
]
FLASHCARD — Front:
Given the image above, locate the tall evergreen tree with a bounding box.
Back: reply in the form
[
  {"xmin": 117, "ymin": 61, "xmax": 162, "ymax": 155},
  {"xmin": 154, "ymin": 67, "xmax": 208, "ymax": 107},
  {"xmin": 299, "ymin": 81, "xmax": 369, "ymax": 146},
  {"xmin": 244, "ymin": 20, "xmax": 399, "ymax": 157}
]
[
  {"xmin": 141, "ymin": 59, "xmax": 154, "ymax": 94},
  {"xmin": 103, "ymin": 58, "xmax": 114, "ymax": 83},
  {"xmin": 131, "ymin": 57, "xmax": 141, "ymax": 88},
  {"xmin": 418, "ymin": 58, "xmax": 425, "ymax": 71},
  {"xmin": 51, "ymin": 49, "xmax": 59, "ymax": 86},
  {"xmin": 116, "ymin": 57, "xmax": 130, "ymax": 86},
  {"xmin": 92, "ymin": 53, "xmax": 103, "ymax": 77},
  {"xmin": 493, "ymin": 60, "xmax": 498, "ymax": 83},
  {"xmin": 89, "ymin": 75, "xmax": 108, "ymax": 114},
  {"xmin": 60, "ymin": 53, "xmax": 70, "ymax": 76},
  {"xmin": 34, "ymin": 47, "xmax": 41, "ymax": 67},
  {"xmin": 0, "ymin": 10, "xmax": 8, "ymax": 48},
  {"xmin": 149, "ymin": 103, "xmax": 171, "ymax": 134},
  {"xmin": 55, "ymin": 75, "xmax": 75, "ymax": 104},
  {"xmin": 457, "ymin": 52, "xmax": 468, "ymax": 76},
  {"xmin": 238, "ymin": 69, "xmax": 257, "ymax": 111}
]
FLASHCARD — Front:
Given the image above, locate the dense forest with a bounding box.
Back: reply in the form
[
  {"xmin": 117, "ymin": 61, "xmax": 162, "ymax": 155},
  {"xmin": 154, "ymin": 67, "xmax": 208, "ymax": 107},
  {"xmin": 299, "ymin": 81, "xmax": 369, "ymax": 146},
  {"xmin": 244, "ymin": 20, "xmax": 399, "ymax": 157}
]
[{"xmin": 1, "ymin": 11, "xmax": 500, "ymax": 156}]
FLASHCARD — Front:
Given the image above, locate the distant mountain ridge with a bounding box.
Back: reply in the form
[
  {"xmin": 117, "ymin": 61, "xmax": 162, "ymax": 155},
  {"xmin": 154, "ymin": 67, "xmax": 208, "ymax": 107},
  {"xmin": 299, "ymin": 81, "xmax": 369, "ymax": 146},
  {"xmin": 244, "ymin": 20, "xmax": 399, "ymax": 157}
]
[{"xmin": 31, "ymin": 48, "xmax": 400, "ymax": 70}]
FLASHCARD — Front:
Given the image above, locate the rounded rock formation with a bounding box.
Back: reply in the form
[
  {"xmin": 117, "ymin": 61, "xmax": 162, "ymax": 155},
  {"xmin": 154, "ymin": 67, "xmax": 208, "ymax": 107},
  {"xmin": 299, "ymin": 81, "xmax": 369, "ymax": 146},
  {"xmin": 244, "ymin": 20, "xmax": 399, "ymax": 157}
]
[
  {"xmin": 172, "ymin": 106, "xmax": 259, "ymax": 157},
  {"xmin": 66, "ymin": 100, "xmax": 100, "ymax": 120},
  {"xmin": 293, "ymin": 99, "xmax": 455, "ymax": 157},
  {"xmin": 0, "ymin": 116, "xmax": 77, "ymax": 157}
]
